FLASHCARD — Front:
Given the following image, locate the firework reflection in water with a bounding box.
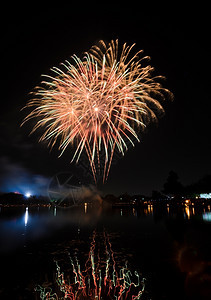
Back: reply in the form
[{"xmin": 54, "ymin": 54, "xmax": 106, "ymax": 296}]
[{"xmin": 35, "ymin": 231, "xmax": 146, "ymax": 299}]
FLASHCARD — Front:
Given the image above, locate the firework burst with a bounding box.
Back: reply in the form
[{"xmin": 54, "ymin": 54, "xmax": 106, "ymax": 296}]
[{"xmin": 22, "ymin": 40, "xmax": 172, "ymax": 182}]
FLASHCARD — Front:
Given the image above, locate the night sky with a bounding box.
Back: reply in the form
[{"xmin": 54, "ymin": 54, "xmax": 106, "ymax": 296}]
[{"xmin": 1, "ymin": 3, "xmax": 210, "ymax": 196}]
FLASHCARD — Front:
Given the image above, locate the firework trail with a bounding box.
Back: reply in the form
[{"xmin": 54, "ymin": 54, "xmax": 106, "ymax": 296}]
[{"xmin": 22, "ymin": 40, "xmax": 172, "ymax": 182}]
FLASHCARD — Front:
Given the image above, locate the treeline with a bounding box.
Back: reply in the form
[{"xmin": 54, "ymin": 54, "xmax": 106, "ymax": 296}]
[
  {"xmin": 104, "ymin": 172, "xmax": 211, "ymax": 204},
  {"xmin": 162, "ymin": 171, "xmax": 211, "ymax": 197},
  {"xmin": 0, "ymin": 172, "xmax": 210, "ymax": 205},
  {"xmin": 0, "ymin": 193, "xmax": 49, "ymax": 205}
]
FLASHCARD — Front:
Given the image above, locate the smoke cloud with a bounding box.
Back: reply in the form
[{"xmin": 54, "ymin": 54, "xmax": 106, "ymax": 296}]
[{"xmin": 0, "ymin": 156, "xmax": 49, "ymax": 195}]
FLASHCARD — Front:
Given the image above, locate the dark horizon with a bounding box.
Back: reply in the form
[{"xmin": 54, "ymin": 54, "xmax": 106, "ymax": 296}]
[{"xmin": 1, "ymin": 4, "xmax": 210, "ymax": 196}]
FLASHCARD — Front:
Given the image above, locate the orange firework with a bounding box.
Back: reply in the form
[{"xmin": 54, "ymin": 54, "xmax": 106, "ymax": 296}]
[{"xmin": 22, "ymin": 40, "xmax": 172, "ymax": 182}]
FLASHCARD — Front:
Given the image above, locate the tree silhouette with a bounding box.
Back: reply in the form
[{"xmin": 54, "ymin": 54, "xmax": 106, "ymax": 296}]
[
  {"xmin": 163, "ymin": 171, "xmax": 184, "ymax": 196},
  {"xmin": 185, "ymin": 174, "xmax": 211, "ymax": 195}
]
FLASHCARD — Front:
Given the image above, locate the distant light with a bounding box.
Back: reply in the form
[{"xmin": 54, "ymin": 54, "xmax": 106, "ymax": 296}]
[
  {"xmin": 25, "ymin": 192, "xmax": 31, "ymax": 198},
  {"xmin": 94, "ymin": 107, "xmax": 98, "ymax": 112},
  {"xmin": 200, "ymin": 193, "xmax": 211, "ymax": 199}
]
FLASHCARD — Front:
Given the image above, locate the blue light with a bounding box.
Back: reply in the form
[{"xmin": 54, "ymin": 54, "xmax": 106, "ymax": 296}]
[
  {"xmin": 200, "ymin": 193, "xmax": 211, "ymax": 199},
  {"xmin": 203, "ymin": 212, "xmax": 211, "ymax": 222}
]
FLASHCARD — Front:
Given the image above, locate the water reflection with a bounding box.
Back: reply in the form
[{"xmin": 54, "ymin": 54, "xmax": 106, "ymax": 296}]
[
  {"xmin": 184, "ymin": 205, "xmax": 191, "ymax": 219},
  {"xmin": 124, "ymin": 202, "xmax": 211, "ymax": 222},
  {"xmin": 167, "ymin": 203, "xmax": 170, "ymax": 214},
  {"xmin": 35, "ymin": 230, "xmax": 146, "ymax": 300},
  {"xmin": 53, "ymin": 206, "xmax": 57, "ymax": 217},
  {"xmin": 203, "ymin": 211, "xmax": 211, "ymax": 222},
  {"xmin": 84, "ymin": 202, "xmax": 87, "ymax": 214},
  {"xmin": 0, "ymin": 203, "xmax": 210, "ymax": 299},
  {"xmin": 24, "ymin": 207, "xmax": 29, "ymax": 226},
  {"xmin": 0, "ymin": 202, "xmax": 210, "ymax": 254},
  {"xmin": 132, "ymin": 207, "xmax": 137, "ymax": 217}
]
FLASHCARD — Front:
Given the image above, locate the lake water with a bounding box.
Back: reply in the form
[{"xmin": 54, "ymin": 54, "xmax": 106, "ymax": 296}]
[{"xmin": 0, "ymin": 203, "xmax": 210, "ymax": 299}]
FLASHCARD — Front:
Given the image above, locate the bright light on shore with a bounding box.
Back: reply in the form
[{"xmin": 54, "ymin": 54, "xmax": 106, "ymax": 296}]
[
  {"xmin": 25, "ymin": 192, "xmax": 31, "ymax": 198},
  {"xmin": 200, "ymin": 193, "xmax": 211, "ymax": 199}
]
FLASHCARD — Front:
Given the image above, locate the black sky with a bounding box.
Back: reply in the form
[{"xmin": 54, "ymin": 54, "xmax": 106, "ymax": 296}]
[{"xmin": 1, "ymin": 3, "xmax": 210, "ymax": 195}]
